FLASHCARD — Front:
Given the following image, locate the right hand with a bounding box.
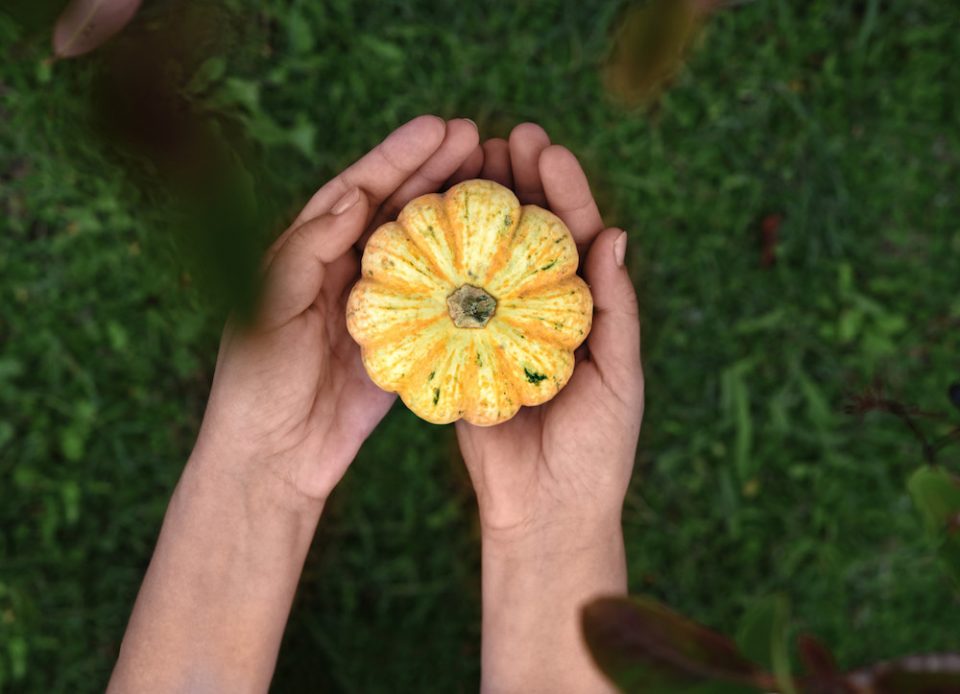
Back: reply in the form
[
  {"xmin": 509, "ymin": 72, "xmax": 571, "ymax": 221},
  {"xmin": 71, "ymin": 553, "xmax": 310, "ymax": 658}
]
[{"xmin": 456, "ymin": 124, "xmax": 645, "ymax": 545}]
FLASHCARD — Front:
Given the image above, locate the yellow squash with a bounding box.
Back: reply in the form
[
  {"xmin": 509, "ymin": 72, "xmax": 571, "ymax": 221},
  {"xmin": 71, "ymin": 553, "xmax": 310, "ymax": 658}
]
[{"xmin": 346, "ymin": 179, "xmax": 593, "ymax": 426}]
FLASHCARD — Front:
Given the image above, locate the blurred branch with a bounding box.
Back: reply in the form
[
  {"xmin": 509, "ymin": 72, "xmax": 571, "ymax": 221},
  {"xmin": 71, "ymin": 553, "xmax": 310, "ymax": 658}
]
[{"xmin": 844, "ymin": 383, "xmax": 959, "ymax": 465}]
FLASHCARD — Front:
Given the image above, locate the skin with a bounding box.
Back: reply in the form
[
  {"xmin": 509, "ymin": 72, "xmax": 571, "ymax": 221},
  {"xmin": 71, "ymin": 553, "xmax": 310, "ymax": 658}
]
[
  {"xmin": 107, "ymin": 116, "xmax": 643, "ymax": 693},
  {"xmin": 459, "ymin": 124, "xmax": 644, "ymax": 693}
]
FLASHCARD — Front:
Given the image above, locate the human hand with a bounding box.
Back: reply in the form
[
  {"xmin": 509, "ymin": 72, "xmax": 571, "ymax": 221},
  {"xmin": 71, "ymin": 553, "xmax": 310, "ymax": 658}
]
[
  {"xmin": 458, "ymin": 126, "xmax": 643, "ymax": 694},
  {"xmin": 193, "ymin": 115, "xmax": 483, "ymax": 505},
  {"xmin": 109, "ymin": 116, "xmax": 485, "ymax": 694},
  {"xmin": 456, "ymin": 125, "xmax": 644, "ymax": 544}
]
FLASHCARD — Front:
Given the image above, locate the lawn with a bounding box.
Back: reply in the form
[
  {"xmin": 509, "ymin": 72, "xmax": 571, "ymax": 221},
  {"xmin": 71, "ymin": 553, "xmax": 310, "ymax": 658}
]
[{"xmin": 2, "ymin": 0, "xmax": 959, "ymax": 691}]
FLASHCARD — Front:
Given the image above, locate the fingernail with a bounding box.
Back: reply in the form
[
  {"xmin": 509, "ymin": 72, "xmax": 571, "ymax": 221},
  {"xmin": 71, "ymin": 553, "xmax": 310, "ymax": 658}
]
[
  {"xmin": 463, "ymin": 117, "xmax": 478, "ymax": 129},
  {"xmin": 331, "ymin": 187, "xmax": 360, "ymax": 215},
  {"xmin": 613, "ymin": 231, "xmax": 628, "ymax": 267}
]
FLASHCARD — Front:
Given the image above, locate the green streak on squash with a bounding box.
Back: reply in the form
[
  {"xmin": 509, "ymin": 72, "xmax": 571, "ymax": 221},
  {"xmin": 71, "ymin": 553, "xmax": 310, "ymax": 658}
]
[{"xmin": 524, "ymin": 368, "xmax": 547, "ymax": 384}]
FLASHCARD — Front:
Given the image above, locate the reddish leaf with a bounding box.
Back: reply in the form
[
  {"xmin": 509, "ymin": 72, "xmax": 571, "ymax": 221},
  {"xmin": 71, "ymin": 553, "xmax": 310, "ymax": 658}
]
[
  {"xmin": 948, "ymin": 512, "xmax": 960, "ymax": 535},
  {"xmin": 52, "ymin": 0, "xmax": 142, "ymax": 58},
  {"xmin": 845, "ymin": 653, "xmax": 960, "ymax": 693},
  {"xmin": 797, "ymin": 634, "xmax": 854, "ymax": 694},
  {"xmin": 760, "ymin": 213, "xmax": 782, "ymax": 267},
  {"xmin": 798, "ymin": 634, "xmax": 840, "ymax": 679},
  {"xmin": 582, "ymin": 595, "xmax": 773, "ymax": 693}
]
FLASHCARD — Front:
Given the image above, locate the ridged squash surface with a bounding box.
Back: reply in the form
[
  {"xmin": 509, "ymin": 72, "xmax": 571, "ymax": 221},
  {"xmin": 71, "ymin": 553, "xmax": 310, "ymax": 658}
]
[{"xmin": 346, "ymin": 179, "xmax": 593, "ymax": 426}]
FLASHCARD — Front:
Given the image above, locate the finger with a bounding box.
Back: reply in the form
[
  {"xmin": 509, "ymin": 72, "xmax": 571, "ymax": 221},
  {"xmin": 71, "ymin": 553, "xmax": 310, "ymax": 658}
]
[
  {"xmin": 365, "ymin": 118, "xmax": 480, "ymax": 242},
  {"xmin": 295, "ymin": 114, "xmax": 446, "ymax": 225},
  {"xmin": 446, "ymin": 144, "xmax": 484, "ymax": 186},
  {"xmin": 258, "ymin": 189, "xmax": 369, "ymax": 329},
  {"xmin": 324, "ymin": 251, "xmax": 360, "ymax": 310},
  {"xmin": 327, "ymin": 347, "xmax": 398, "ymax": 459},
  {"xmin": 265, "ymin": 116, "xmax": 445, "ymax": 266},
  {"xmin": 583, "ymin": 227, "xmax": 642, "ymax": 399},
  {"xmin": 508, "ymin": 123, "xmax": 551, "ymax": 205},
  {"xmin": 539, "ymin": 145, "xmax": 604, "ymax": 248},
  {"xmin": 574, "ymin": 344, "xmax": 588, "ymax": 363},
  {"xmin": 480, "ymin": 138, "xmax": 513, "ymax": 187}
]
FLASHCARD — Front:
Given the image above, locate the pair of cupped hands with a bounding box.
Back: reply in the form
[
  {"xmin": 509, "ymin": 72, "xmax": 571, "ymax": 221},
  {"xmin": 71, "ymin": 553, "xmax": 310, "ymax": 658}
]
[{"xmin": 197, "ymin": 115, "xmax": 644, "ymax": 540}]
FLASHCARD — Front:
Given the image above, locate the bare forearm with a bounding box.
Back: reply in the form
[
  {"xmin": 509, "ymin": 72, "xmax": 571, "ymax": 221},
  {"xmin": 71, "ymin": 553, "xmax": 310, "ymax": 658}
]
[
  {"xmin": 108, "ymin": 453, "xmax": 322, "ymax": 694},
  {"xmin": 480, "ymin": 519, "xmax": 626, "ymax": 694}
]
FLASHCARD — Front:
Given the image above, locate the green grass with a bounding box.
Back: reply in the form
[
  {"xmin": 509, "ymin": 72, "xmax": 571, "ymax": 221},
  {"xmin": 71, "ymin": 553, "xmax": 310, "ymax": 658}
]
[{"xmin": 2, "ymin": 0, "xmax": 960, "ymax": 691}]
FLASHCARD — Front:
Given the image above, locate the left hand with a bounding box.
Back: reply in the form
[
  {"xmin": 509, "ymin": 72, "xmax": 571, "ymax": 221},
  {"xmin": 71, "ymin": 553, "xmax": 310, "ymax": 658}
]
[
  {"xmin": 193, "ymin": 115, "xmax": 483, "ymax": 504},
  {"xmin": 109, "ymin": 116, "xmax": 485, "ymax": 694}
]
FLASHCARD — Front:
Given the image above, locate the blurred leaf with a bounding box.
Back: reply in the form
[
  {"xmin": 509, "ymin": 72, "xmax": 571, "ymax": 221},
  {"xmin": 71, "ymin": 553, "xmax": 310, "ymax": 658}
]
[
  {"xmin": 90, "ymin": 0, "xmax": 243, "ymax": 174},
  {"xmin": 36, "ymin": 59, "xmax": 53, "ymax": 84},
  {"xmin": 845, "ymin": 654, "xmax": 960, "ymax": 693},
  {"xmin": 0, "ymin": 358, "xmax": 24, "ymax": 382},
  {"xmin": 908, "ymin": 467, "xmax": 960, "ymax": 535},
  {"xmin": 0, "ymin": 0, "xmax": 63, "ymax": 32},
  {"xmin": 948, "ymin": 383, "xmax": 960, "ymax": 411},
  {"xmin": 185, "ymin": 56, "xmax": 228, "ymax": 96},
  {"xmin": 792, "ymin": 365, "xmax": 832, "ymax": 431},
  {"xmin": 907, "ymin": 466, "xmax": 960, "ymax": 584},
  {"xmin": 0, "ymin": 422, "xmax": 14, "ymax": 450},
  {"xmin": 721, "ymin": 361, "xmax": 754, "ymax": 480},
  {"xmin": 287, "ymin": 8, "xmax": 314, "ymax": 54},
  {"xmin": 61, "ymin": 480, "xmax": 81, "ymax": 525},
  {"xmin": 106, "ymin": 320, "xmax": 128, "ymax": 352},
  {"xmin": 604, "ymin": 0, "xmax": 709, "ymax": 106},
  {"xmin": 8, "ymin": 636, "xmax": 27, "ymax": 680},
  {"xmin": 872, "ymin": 312, "xmax": 906, "ymax": 336},
  {"xmin": 582, "ymin": 595, "xmax": 771, "ymax": 693},
  {"xmin": 286, "ymin": 117, "xmax": 316, "ymax": 157},
  {"xmin": 52, "ymin": 0, "xmax": 142, "ymax": 58},
  {"xmin": 838, "ymin": 309, "xmax": 862, "ymax": 344},
  {"xmin": 210, "ymin": 77, "xmax": 261, "ymax": 113},
  {"xmin": 176, "ymin": 152, "xmax": 264, "ymax": 321},
  {"xmin": 60, "ymin": 427, "xmax": 86, "ymax": 462},
  {"xmin": 360, "ymin": 34, "xmax": 406, "ymax": 64},
  {"xmin": 735, "ymin": 595, "xmax": 795, "ymax": 693},
  {"xmin": 84, "ymin": 0, "xmax": 270, "ymax": 318}
]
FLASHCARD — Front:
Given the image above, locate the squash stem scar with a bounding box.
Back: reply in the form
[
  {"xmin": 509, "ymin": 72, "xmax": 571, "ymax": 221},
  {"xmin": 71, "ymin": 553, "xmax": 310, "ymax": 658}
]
[{"xmin": 447, "ymin": 284, "xmax": 497, "ymax": 328}]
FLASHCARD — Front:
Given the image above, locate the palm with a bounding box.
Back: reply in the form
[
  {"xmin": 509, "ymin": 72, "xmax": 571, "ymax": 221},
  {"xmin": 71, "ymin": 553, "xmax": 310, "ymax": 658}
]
[
  {"xmin": 297, "ymin": 258, "xmax": 397, "ymax": 490},
  {"xmin": 197, "ymin": 116, "xmax": 484, "ymax": 500},
  {"xmin": 199, "ymin": 266, "xmax": 391, "ymax": 496},
  {"xmin": 458, "ymin": 357, "xmax": 636, "ymax": 532},
  {"xmin": 454, "ymin": 125, "xmax": 643, "ymax": 532},
  {"xmin": 318, "ymin": 276, "xmax": 394, "ymax": 438}
]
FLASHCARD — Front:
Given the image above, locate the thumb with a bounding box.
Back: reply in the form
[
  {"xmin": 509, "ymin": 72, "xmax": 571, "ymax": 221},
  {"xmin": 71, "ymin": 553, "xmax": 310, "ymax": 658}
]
[
  {"xmin": 258, "ymin": 187, "xmax": 369, "ymax": 328},
  {"xmin": 583, "ymin": 227, "xmax": 643, "ymax": 396}
]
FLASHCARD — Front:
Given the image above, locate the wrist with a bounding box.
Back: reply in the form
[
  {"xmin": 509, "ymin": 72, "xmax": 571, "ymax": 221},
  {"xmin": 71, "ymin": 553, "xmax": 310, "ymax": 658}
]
[
  {"xmin": 185, "ymin": 443, "xmax": 327, "ymax": 526},
  {"xmin": 482, "ymin": 516, "xmax": 626, "ymax": 586},
  {"xmin": 479, "ymin": 513, "xmax": 625, "ymax": 693},
  {"xmin": 188, "ymin": 433, "xmax": 329, "ymax": 519},
  {"xmin": 111, "ymin": 446, "xmax": 322, "ymax": 694},
  {"xmin": 481, "ymin": 509, "xmax": 624, "ymax": 558}
]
